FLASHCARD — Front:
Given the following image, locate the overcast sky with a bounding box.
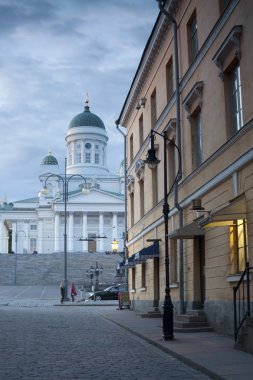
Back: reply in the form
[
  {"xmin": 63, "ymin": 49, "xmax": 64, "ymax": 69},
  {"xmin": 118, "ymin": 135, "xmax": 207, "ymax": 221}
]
[{"xmin": 0, "ymin": 0, "xmax": 159, "ymax": 202}]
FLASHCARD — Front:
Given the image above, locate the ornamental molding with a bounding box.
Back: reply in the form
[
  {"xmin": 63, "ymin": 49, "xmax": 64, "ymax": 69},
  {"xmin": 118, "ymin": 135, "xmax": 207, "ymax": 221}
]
[
  {"xmin": 135, "ymin": 159, "xmax": 145, "ymax": 181},
  {"xmin": 212, "ymin": 25, "xmax": 242, "ymax": 79},
  {"xmin": 183, "ymin": 81, "xmax": 204, "ymax": 116},
  {"xmin": 127, "ymin": 175, "xmax": 135, "ymax": 194}
]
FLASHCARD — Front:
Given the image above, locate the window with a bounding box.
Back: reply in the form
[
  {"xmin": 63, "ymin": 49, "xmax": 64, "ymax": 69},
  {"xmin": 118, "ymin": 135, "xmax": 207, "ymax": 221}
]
[
  {"xmin": 139, "ymin": 114, "xmax": 144, "ymax": 147},
  {"xmin": 230, "ymin": 219, "xmax": 248, "ymax": 274},
  {"xmin": 85, "ymin": 153, "xmax": 91, "ymax": 163},
  {"xmin": 191, "ymin": 109, "xmax": 203, "ymax": 169},
  {"xmin": 166, "ymin": 57, "xmax": 174, "ymax": 101},
  {"xmin": 168, "ymin": 141, "xmax": 176, "ymax": 190},
  {"xmin": 229, "ymin": 64, "xmax": 243, "ymax": 134},
  {"xmin": 139, "ymin": 179, "xmax": 144, "ymax": 218},
  {"xmin": 151, "ymin": 89, "xmax": 157, "ymax": 129},
  {"xmin": 130, "ymin": 193, "xmax": 134, "ymax": 227},
  {"xmin": 95, "ymin": 153, "xmax": 99, "ymax": 164},
  {"xmin": 152, "ymin": 166, "xmax": 158, "ymax": 207},
  {"xmin": 187, "ymin": 10, "xmax": 198, "ymax": 63},
  {"xmin": 170, "ymin": 239, "xmax": 178, "ymax": 283},
  {"xmin": 129, "ymin": 134, "xmax": 134, "ymax": 164},
  {"xmin": 76, "ymin": 152, "xmax": 82, "ymax": 164},
  {"xmin": 30, "ymin": 238, "xmax": 37, "ymax": 252},
  {"xmin": 30, "ymin": 225, "xmax": 37, "ymax": 231}
]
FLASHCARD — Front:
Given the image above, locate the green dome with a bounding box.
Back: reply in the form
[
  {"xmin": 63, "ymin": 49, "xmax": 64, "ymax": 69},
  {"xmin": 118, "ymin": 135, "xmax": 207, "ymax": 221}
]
[
  {"xmin": 69, "ymin": 104, "xmax": 105, "ymax": 129},
  {"xmin": 41, "ymin": 153, "xmax": 58, "ymax": 166}
]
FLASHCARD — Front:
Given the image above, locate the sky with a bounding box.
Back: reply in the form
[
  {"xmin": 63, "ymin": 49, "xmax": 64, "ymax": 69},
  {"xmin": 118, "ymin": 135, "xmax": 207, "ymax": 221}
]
[{"xmin": 0, "ymin": 0, "xmax": 159, "ymax": 202}]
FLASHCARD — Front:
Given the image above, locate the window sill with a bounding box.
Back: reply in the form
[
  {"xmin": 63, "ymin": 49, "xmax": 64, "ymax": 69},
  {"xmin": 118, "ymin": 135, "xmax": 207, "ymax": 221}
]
[
  {"xmin": 226, "ymin": 274, "xmax": 251, "ymax": 283},
  {"xmin": 130, "ymin": 288, "xmax": 136, "ymax": 293},
  {"xmin": 139, "ymin": 287, "xmax": 147, "ymax": 292},
  {"xmin": 170, "ymin": 282, "xmax": 178, "ymax": 289}
]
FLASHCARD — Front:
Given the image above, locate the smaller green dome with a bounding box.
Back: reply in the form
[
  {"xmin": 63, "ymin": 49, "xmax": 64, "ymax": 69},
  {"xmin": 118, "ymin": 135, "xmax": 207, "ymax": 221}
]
[
  {"xmin": 41, "ymin": 150, "xmax": 58, "ymax": 166},
  {"xmin": 69, "ymin": 97, "xmax": 105, "ymax": 129}
]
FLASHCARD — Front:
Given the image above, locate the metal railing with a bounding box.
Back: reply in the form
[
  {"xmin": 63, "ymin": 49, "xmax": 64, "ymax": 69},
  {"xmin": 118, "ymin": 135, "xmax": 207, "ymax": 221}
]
[{"xmin": 233, "ymin": 262, "xmax": 253, "ymax": 341}]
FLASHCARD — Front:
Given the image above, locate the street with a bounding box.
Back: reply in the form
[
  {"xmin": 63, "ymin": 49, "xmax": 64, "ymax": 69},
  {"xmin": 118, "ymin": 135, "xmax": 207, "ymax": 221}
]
[{"xmin": 0, "ymin": 305, "xmax": 211, "ymax": 380}]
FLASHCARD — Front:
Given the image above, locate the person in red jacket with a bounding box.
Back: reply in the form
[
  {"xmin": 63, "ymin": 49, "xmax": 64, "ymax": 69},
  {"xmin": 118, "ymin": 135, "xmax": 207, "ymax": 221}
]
[{"xmin": 70, "ymin": 283, "xmax": 77, "ymax": 302}]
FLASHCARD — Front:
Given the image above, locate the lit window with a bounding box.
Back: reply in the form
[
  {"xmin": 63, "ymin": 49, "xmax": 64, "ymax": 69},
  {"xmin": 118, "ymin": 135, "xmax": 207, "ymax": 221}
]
[{"xmin": 230, "ymin": 219, "xmax": 248, "ymax": 274}]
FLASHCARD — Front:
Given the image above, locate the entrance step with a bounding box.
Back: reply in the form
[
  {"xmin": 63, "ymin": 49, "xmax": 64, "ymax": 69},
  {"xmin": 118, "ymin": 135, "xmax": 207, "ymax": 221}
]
[
  {"xmin": 174, "ymin": 309, "xmax": 213, "ymax": 333},
  {"xmin": 138, "ymin": 308, "xmax": 162, "ymax": 318}
]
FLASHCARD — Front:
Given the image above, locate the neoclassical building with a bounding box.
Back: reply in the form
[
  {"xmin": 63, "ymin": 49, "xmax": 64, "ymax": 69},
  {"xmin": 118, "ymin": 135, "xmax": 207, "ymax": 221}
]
[
  {"xmin": 0, "ymin": 98, "xmax": 125, "ymax": 254},
  {"xmin": 118, "ymin": 0, "xmax": 253, "ymax": 339}
]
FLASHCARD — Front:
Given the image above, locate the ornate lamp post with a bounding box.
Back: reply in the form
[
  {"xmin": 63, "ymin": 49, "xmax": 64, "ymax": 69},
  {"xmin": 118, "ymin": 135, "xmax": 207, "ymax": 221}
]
[
  {"xmin": 144, "ymin": 129, "xmax": 181, "ymax": 340},
  {"xmin": 111, "ymin": 238, "xmax": 119, "ymax": 253},
  {"xmin": 94, "ymin": 261, "xmax": 103, "ymax": 290},
  {"xmin": 86, "ymin": 266, "xmax": 94, "ymax": 289},
  {"xmin": 41, "ymin": 158, "xmax": 89, "ymax": 301}
]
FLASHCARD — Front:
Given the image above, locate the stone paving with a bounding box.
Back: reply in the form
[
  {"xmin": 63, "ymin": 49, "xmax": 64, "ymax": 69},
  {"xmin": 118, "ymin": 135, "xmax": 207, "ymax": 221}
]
[{"xmin": 0, "ymin": 305, "xmax": 211, "ymax": 380}]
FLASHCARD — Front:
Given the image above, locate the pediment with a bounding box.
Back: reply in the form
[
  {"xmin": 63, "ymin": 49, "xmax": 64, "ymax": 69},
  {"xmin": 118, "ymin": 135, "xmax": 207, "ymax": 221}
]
[{"xmin": 54, "ymin": 188, "xmax": 124, "ymax": 205}]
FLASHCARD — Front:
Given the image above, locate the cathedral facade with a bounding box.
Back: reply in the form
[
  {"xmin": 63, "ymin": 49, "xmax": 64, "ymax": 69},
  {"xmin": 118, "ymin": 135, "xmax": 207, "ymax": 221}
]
[{"xmin": 0, "ymin": 99, "xmax": 125, "ymax": 254}]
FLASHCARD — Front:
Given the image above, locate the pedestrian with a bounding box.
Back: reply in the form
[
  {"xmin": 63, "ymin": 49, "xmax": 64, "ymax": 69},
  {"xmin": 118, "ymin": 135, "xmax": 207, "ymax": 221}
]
[
  {"xmin": 60, "ymin": 281, "xmax": 65, "ymax": 303},
  {"xmin": 70, "ymin": 283, "xmax": 77, "ymax": 302}
]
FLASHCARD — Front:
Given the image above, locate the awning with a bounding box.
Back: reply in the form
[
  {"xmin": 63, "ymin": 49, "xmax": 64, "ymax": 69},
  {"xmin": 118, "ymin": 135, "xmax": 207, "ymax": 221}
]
[
  {"xmin": 169, "ymin": 221, "xmax": 205, "ymax": 239},
  {"xmin": 134, "ymin": 242, "xmax": 160, "ymax": 262},
  {"xmin": 199, "ymin": 196, "xmax": 246, "ymax": 228},
  {"xmin": 125, "ymin": 254, "xmax": 136, "ymax": 267}
]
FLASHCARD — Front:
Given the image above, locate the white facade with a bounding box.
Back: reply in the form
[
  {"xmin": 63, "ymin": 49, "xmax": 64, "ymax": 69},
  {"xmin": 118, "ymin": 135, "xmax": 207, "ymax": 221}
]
[{"xmin": 0, "ymin": 99, "xmax": 125, "ymax": 254}]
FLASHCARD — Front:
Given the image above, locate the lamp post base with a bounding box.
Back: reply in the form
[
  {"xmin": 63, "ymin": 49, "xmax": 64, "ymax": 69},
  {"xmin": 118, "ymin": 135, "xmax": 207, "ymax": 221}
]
[{"xmin": 163, "ymin": 294, "xmax": 174, "ymax": 340}]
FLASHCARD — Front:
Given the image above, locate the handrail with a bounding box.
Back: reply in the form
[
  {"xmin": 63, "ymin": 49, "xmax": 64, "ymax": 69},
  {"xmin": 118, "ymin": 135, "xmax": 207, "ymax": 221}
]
[{"xmin": 233, "ymin": 262, "xmax": 252, "ymax": 341}]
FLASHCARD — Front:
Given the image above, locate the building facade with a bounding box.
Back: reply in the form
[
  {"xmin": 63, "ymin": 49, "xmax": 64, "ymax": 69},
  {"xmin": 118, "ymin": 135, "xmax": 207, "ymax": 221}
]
[
  {"xmin": 118, "ymin": 0, "xmax": 253, "ymax": 335},
  {"xmin": 0, "ymin": 98, "xmax": 125, "ymax": 255}
]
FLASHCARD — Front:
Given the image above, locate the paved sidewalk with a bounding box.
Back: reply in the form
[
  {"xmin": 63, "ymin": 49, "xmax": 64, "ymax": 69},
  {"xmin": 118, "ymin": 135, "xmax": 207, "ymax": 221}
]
[{"xmin": 98, "ymin": 308, "xmax": 253, "ymax": 380}]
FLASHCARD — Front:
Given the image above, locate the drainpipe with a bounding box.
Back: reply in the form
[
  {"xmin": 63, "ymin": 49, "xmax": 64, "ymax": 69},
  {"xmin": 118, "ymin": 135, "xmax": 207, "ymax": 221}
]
[
  {"xmin": 157, "ymin": 0, "xmax": 185, "ymax": 314},
  {"xmin": 115, "ymin": 120, "xmax": 128, "ymax": 288}
]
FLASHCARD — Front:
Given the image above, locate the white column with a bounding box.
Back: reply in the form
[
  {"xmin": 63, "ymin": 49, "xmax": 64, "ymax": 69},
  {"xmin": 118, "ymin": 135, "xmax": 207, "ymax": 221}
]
[
  {"xmin": 99, "ymin": 212, "xmax": 104, "ymax": 252},
  {"xmin": 54, "ymin": 213, "xmax": 60, "ymax": 252},
  {"xmin": 23, "ymin": 221, "xmax": 29, "ymax": 253},
  {"xmin": 12, "ymin": 222, "xmax": 17, "ymax": 253},
  {"xmin": 68, "ymin": 212, "xmax": 74, "ymax": 251},
  {"xmin": 38, "ymin": 219, "xmax": 43, "ymax": 254},
  {"xmin": 112, "ymin": 212, "xmax": 118, "ymax": 241},
  {"xmin": 82, "ymin": 213, "xmax": 88, "ymax": 252}
]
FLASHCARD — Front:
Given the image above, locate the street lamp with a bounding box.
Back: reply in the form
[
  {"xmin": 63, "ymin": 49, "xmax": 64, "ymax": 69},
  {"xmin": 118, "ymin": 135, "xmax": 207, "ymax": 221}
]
[
  {"xmin": 156, "ymin": 0, "xmax": 184, "ymax": 315},
  {"xmin": 41, "ymin": 157, "xmax": 89, "ymax": 301},
  {"xmin": 144, "ymin": 129, "xmax": 181, "ymax": 340},
  {"xmin": 94, "ymin": 261, "xmax": 103, "ymax": 290},
  {"xmin": 111, "ymin": 238, "xmax": 119, "ymax": 253},
  {"xmin": 86, "ymin": 265, "xmax": 94, "ymax": 289}
]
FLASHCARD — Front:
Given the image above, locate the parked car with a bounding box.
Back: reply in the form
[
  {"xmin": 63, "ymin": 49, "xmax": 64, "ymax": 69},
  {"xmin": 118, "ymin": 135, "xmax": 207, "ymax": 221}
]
[{"xmin": 88, "ymin": 284, "xmax": 126, "ymax": 301}]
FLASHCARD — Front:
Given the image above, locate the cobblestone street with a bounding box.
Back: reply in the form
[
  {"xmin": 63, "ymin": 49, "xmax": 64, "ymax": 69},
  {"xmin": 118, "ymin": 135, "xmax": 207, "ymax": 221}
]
[{"xmin": 0, "ymin": 306, "xmax": 211, "ymax": 380}]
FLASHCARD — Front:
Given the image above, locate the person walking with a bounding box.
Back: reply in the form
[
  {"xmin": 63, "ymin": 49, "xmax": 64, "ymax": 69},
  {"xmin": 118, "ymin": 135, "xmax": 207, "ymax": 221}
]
[
  {"xmin": 70, "ymin": 283, "xmax": 77, "ymax": 302},
  {"xmin": 60, "ymin": 282, "xmax": 65, "ymax": 303}
]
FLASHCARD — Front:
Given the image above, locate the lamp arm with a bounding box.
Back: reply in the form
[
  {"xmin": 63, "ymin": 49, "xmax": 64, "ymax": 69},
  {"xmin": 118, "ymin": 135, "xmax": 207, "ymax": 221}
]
[
  {"xmin": 150, "ymin": 129, "xmax": 182, "ymax": 197},
  {"xmin": 44, "ymin": 174, "xmax": 64, "ymax": 187},
  {"xmin": 66, "ymin": 174, "xmax": 88, "ymax": 185}
]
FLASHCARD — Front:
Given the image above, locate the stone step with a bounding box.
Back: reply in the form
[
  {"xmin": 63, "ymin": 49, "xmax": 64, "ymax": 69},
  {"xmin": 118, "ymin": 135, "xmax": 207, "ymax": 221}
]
[
  {"xmin": 176, "ymin": 315, "xmax": 206, "ymax": 322},
  {"xmin": 174, "ymin": 326, "xmax": 213, "ymax": 333},
  {"xmin": 174, "ymin": 320, "xmax": 210, "ymax": 328}
]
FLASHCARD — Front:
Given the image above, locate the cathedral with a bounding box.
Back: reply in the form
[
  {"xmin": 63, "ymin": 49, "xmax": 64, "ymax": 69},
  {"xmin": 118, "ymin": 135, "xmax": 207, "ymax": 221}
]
[{"xmin": 0, "ymin": 98, "xmax": 125, "ymax": 255}]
